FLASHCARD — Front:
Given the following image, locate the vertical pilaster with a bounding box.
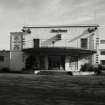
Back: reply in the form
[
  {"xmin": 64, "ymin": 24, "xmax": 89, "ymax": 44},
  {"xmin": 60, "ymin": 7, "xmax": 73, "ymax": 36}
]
[
  {"xmin": 65, "ymin": 56, "xmax": 70, "ymax": 71},
  {"xmin": 45, "ymin": 56, "xmax": 48, "ymax": 70}
]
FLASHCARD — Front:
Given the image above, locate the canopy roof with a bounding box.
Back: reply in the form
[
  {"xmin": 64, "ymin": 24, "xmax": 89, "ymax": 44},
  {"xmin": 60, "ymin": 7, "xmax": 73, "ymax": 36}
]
[
  {"xmin": 23, "ymin": 47, "xmax": 96, "ymax": 56},
  {"xmin": 23, "ymin": 24, "xmax": 99, "ymax": 28}
]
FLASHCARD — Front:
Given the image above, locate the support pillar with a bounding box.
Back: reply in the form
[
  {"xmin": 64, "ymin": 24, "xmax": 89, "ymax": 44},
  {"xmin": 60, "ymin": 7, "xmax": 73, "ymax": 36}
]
[
  {"xmin": 45, "ymin": 56, "xmax": 48, "ymax": 70},
  {"xmin": 65, "ymin": 56, "xmax": 70, "ymax": 71}
]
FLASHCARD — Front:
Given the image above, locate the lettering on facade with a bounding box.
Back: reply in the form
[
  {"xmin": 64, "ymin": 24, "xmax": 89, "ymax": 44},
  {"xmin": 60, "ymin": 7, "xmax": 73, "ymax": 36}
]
[
  {"xmin": 13, "ymin": 44, "xmax": 20, "ymax": 50},
  {"xmin": 13, "ymin": 35, "xmax": 22, "ymax": 51},
  {"xmin": 14, "ymin": 36, "xmax": 19, "ymax": 41},
  {"xmin": 11, "ymin": 33, "xmax": 23, "ymax": 51},
  {"xmin": 51, "ymin": 29, "xmax": 67, "ymax": 33}
]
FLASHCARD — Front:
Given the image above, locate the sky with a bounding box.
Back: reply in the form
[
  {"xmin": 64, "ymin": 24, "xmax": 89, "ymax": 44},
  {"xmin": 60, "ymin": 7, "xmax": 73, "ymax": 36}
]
[{"xmin": 0, "ymin": 0, "xmax": 105, "ymax": 50}]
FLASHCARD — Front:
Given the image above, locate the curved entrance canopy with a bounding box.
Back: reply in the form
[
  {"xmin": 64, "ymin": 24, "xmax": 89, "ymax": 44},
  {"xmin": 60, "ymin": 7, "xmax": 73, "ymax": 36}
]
[
  {"xmin": 23, "ymin": 47, "xmax": 96, "ymax": 56},
  {"xmin": 23, "ymin": 47, "xmax": 96, "ymax": 70}
]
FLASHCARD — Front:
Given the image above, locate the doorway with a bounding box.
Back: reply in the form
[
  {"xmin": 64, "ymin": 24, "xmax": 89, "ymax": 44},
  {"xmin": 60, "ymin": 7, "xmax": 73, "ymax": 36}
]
[{"xmin": 48, "ymin": 56, "xmax": 65, "ymax": 70}]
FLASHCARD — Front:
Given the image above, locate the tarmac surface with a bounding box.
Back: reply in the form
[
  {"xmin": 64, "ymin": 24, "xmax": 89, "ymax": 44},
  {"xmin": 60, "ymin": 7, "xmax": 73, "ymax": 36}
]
[{"xmin": 0, "ymin": 73, "xmax": 105, "ymax": 105}]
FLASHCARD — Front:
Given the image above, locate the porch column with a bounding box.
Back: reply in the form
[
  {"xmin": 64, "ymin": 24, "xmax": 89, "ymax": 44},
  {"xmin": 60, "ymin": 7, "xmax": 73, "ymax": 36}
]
[
  {"xmin": 45, "ymin": 56, "xmax": 48, "ymax": 70},
  {"xmin": 65, "ymin": 56, "xmax": 70, "ymax": 71}
]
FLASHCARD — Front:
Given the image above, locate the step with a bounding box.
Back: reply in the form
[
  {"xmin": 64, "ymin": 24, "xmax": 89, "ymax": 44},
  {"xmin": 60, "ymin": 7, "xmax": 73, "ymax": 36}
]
[{"xmin": 34, "ymin": 70, "xmax": 72, "ymax": 75}]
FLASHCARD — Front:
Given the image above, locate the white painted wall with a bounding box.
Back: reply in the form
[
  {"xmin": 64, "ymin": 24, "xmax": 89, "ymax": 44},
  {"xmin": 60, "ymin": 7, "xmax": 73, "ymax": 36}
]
[
  {"xmin": 23, "ymin": 26, "xmax": 98, "ymax": 71},
  {"xmin": 10, "ymin": 51, "xmax": 25, "ymax": 71},
  {"xmin": 23, "ymin": 26, "xmax": 96, "ymax": 49},
  {"xmin": 10, "ymin": 32, "xmax": 25, "ymax": 71},
  {"xmin": 98, "ymin": 28, "xmax": 105, "ymax": 64}
]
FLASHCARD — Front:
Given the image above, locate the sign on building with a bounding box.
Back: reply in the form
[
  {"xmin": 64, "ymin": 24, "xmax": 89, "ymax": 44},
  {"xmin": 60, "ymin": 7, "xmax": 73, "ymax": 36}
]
[{"xmin": 10, "ymin": 32, "xmax": 23, "ymax": 51}]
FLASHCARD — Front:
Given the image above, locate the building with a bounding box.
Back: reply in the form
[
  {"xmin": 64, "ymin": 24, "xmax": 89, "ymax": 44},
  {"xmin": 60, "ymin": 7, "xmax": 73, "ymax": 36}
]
[
  {"xmin": 10, "ymin": 24, "xmax": 99, "ymax": 71},
  {"xmin": 99, "ymin": 39, "xmax": 105, "ymax": 65},
  {"xmin": 0, "ymin": 50, "xmax": 10, "ymax": 70},
  {"xmin": 10, "ymin": 32, "xmax": 24, "ymax": 71}
]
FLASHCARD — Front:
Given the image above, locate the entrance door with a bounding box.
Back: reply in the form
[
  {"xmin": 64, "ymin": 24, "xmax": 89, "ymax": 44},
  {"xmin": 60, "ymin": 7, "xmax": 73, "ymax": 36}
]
[
  {"xmin": 69, "ymin": 56, "xmax": 78, "ymax": 71},
  {"xmin": 48, "ymin": 56, "xmax": 64, "ymax": 70},
  {"xmin": 25, "ymin": 55, "xmax": 39, "ymax": 70}
]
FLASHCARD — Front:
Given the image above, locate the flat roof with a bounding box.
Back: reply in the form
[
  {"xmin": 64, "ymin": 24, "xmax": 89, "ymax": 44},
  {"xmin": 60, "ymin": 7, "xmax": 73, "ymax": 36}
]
[
  {"xmin": 23, "ymin": 24, "xmax": 99, "ymax": 29},
  {"xmin": 23, "ymin": 47, "xmax": 96, "ymax": 56},
  {"xmin": 0, "ymin": 50, "xmax": 10, "ymax": 52}
]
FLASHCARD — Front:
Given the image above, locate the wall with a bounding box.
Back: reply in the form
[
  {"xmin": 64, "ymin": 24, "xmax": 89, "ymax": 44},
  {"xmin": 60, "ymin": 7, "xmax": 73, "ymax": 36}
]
[
  {"xmin": 23, "ymin": 25, "xmax": 98, "ymax": 67},
  {"xmin": 10, "ymin": 51, "xmax": 25, "ymax": 71},
  {"xmin": 9, "ymin": 25, "xmax": 99, "ymax": 71},
  {"xmin": 10, "ymin": 32, "xmax": 25, "ymax": 71},
  {"xmin": 0, "ymin": 51, "xmax": 10, "ymax": 70},
  {"xmin": 99, "ymin": 40, "xmax": 105, "ymax": 65},
  {"xmin": 23, "ymin": 26, "xmax": 97, "ymax": 49}
]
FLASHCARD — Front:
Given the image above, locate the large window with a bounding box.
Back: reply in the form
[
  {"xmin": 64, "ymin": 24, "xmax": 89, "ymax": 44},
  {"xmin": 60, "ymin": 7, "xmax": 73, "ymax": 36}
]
[
  {"xmin": 101, "ymin": 51, "xmax": 105, "ymax": 55},
  {"xmin": 0, "ymin": 56, "xmax": 4, "ymax": 62},
  {"xmin": 81, "ymin": 38, "xmax": 88, "ymax": 49}
]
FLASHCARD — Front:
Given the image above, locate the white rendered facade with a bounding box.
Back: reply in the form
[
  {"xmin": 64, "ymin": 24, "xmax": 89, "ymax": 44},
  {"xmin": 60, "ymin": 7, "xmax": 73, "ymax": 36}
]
[{"xmin": 10, "ymin": 25, "xmax": 99, "ymax": 71}]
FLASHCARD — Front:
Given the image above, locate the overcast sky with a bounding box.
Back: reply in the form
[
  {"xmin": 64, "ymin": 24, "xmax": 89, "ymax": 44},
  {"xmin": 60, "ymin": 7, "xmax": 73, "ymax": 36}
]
[{"xmin": 0, "ymin": 0, "xmax": 105, "ymax": 50}]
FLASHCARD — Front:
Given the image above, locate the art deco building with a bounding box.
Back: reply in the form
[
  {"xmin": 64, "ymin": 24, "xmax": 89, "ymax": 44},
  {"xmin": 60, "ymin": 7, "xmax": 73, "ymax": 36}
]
[{"xmin": 10, "ymin": 25, "xmax": 99, "ymax": 71}]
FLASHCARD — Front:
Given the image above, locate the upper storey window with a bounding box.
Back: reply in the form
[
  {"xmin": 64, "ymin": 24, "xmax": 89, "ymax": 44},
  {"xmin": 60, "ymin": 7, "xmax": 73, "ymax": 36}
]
[
  {"xmin": 81, "ymin": 38, "xmax": 88, "ymax": 49},
  {"xmin": 100, "ymin": 40, "xmax": 105, "ymax": 44}
]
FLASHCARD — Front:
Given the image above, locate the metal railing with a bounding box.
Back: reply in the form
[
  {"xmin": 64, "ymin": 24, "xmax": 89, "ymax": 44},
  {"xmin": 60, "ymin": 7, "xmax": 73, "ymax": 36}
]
[{"xmin": 22, "ymin": 39, "xmax": 95, "ymax": 50}]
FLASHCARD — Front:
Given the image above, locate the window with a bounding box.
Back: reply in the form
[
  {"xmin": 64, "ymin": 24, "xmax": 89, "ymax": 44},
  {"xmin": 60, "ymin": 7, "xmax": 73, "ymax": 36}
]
[
  {"xmin": 33, "ymin": 39, "xmax": 39, "ymax": 48},
  {"xmin": 101, "ymin": 51, "xmax": 105, "ymax": 55},
  {"xmin": 101, "ymin": 60, "xmax": 105, "ymax": 65},
  {"xmin": 0, "ymin": 56, "xmax": 4, "ymax": 62},
  {"xmin": 100, "ymin": 40, "xmax": 105, "ymax": 44},
  {"xmin": 81, "ymin": 38, "xmax": 88, "ymax": 49},
  {"xmin": 56, "ymin": 34, "xmax": 61, "ymax": 40}
]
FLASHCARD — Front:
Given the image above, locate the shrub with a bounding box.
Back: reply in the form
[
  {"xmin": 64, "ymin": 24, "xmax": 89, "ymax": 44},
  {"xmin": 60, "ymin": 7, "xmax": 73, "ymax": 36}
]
[
  {"xmin": 94, "ymin": 64, "xmax": 102, "ymax": 75},
  {"xmin": 67, "ymin": 71, "xmax": 72, "ymax": 75},
  {"xmin": 21, "ymin": 68, "xmax": 34, "ymax": 73},
  {"xmin": 80, "ymin": 63, "xmax": 103, "ymax": 75},
  {"xmin": 80, "ymin": 63, "xmax": 95, "ymax": 72},
  {"xmin": 0, "ymin": 67, "xmax": 10, "ymax": 73}
]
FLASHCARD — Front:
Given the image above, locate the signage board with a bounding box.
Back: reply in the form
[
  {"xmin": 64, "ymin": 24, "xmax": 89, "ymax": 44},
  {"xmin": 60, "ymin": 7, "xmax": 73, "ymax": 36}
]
[{"xmin": 10, "ymin": 32, "xmax": 23, "ymax": 51}]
